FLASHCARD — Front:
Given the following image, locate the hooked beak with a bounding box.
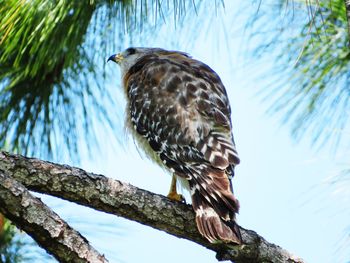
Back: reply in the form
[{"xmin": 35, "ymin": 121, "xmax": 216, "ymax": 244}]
[{"xmin": 107, "ymin": 53, "xmax": 124, "ymax": 63}]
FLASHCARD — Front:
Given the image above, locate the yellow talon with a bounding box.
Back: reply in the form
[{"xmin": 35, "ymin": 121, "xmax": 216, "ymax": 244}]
[
  {"xmin": 167, "ymin": 175, "xmax": 185, "ymax": 203},
  {"xmin": 167, "ymin": 191, "xmax": 185, "ymax": 202}
]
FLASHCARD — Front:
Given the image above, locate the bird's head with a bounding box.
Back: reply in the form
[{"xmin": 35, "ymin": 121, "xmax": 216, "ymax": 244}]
[{"xmin": 108, "ymin": 47, "xmax": 164, "ymax": 76}]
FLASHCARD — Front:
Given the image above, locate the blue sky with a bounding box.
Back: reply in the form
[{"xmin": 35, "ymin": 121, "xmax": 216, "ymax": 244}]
[{"xmin": 36, "ymin": 1, "xmax": 350, "ymax": 262}]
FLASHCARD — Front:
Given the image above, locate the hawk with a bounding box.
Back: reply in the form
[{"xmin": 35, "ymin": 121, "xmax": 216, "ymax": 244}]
[{"xmin": 108, "ymin": 47, "xmax": 242, "ymax": 244}]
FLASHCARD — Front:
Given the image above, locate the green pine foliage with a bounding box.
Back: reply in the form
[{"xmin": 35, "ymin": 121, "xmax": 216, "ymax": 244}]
[
  {"xmin": 0, "ymin": 0, "xmax": 202, "ymax": 159},
  {"xmin": 0, "ymin": 0, "xmax": 96, "ymax": 158},
  {"xmin": 251, "ymin": 0, "xmax": 350, "ymax": 148}
]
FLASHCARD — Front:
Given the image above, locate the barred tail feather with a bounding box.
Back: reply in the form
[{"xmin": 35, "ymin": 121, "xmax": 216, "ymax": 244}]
[
  {"xmin": 192, "ymin": 190, "xmax": 242, "ymax": 244},
  {"xmin": 190, "ymin": 167, "xmax": 242, "ymax": 244}
]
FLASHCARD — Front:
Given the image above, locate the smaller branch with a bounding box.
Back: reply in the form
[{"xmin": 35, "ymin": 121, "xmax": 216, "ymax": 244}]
[{"xmin": 0, "ymin": 170, "xmax": 108, "ymax": 263}]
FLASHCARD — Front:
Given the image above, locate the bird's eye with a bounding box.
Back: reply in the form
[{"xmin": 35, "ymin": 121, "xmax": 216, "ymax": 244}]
[{"xmin": 126, "ymin": 47, "xmax": 136, "ymax": 55}]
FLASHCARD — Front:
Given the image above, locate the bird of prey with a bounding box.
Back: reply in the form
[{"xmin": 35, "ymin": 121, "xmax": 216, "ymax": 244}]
[{"xmin": 108, "ymin": 47, "xmax": 241, "ymax": 244}]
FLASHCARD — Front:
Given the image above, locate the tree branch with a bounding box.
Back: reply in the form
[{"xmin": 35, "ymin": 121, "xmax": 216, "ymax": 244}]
[
  {"xmin": 0, "ymin": 169, "xmax": 108, "ymax": 263},
  {"xmin": 0, "ymin": 151, "xmax": 304, "ymax": 263}
]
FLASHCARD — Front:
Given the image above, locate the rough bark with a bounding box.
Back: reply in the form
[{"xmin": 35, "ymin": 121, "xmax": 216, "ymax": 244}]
[
  {"xmin": 0, "ymin": 151, "xmax": 304, "ymax": 263},
  {"xmin": 0, "ymin": 169, "xmax": 108, "ymax": 263}
]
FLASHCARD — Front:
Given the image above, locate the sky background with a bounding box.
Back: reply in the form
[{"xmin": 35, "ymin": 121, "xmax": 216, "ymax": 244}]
[{"xmin": 31, "ymin": 1, "xmax": 350, "ymax": 262}]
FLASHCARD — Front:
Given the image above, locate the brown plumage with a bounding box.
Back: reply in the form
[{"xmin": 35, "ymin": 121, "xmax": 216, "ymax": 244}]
[{"xmin": 108, "ymin": 47, "xmax": 242, "ymax": 244}]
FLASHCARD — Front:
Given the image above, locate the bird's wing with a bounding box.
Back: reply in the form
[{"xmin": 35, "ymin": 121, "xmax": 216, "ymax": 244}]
[{"xmin": 125, "ymin": 53, "xmax": 240, "ymax": 174}]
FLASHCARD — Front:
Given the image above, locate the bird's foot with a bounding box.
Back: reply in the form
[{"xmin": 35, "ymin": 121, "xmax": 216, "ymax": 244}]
[{"xmin": 167, "ymin": 192, "xmax": 186, "ymax": 203}]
